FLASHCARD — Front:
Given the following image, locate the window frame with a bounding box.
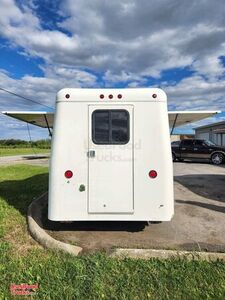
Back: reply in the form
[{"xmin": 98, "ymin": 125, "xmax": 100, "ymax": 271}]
[{"xmin": 92, "ymin": 109, "xmax": 130, "ymax": 145}]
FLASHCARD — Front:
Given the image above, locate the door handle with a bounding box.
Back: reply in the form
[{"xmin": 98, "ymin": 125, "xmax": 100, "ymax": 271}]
[{"xmin": 88, "ymin": 150, "xmax": 95, "ymax": 158}]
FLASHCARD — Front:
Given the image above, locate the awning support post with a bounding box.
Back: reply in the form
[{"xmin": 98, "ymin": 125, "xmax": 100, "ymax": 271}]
[
  {"xmin": 170, "ymin": 113, "xmax": 178, "ymax": 136},
  {"xmin": 44, "ymin": 114, "xmax": 52, "ymax": 137}
]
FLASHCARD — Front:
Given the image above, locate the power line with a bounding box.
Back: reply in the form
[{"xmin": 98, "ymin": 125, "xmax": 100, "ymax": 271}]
[{"xmin": 0, "ymin": 87, "xmax": 54, "ymax": 110}]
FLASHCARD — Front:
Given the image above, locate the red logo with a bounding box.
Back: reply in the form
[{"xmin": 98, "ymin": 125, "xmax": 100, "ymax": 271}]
[{"xmin": 10, "ymin": 284, "xmax": 39, "ymax": 295}]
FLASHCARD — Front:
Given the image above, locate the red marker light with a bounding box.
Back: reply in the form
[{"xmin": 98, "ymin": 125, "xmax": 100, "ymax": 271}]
[
  {"xmin": 109, "ymin": 94, "xmax": 113, "ymax": 99},
  {"xmin": 65, "ymin": 94, "xmax": 70, "ymax": 99},
  {"xmin": 149, "ymin": 170, "xmax": 157, "ymax": 178},
  {"xmin": 65, "ymin": 170, "xmax": 73, "ymax": 179},
  {"xmin": 118, "ymin": 94, "xmax": 122, "ymax": 99},
  {"xmin": 152, "ymin": 94, "xmax": 157, "ymax": 98},
  {"xmin": 100, "ymin": 94, "xmax": 104, "ymax": 99}
]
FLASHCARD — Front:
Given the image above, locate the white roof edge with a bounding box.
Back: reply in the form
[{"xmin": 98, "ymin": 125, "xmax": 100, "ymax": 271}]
[
  {"xmin": 168, "ymin": 110, "xmax": 221, "ymax": 114},
  {"xmin": 2, "ymin": 111, "xmax": 53, "ymax": 114},
  {"xmin": 2, "ymin": 110, "xmax": 221, "ymax": 114},
  {"xmin": 57, "ymin": 87, "xmax": 163, "ymax": 92}
]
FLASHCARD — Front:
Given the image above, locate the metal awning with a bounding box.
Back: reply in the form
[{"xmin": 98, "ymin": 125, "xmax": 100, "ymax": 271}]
[
  {"xmin": 2, "ymin": 110, "xmax": 220, "ymax": 130},
  {"xmin": 168, "ymin": 111, "xmax": 220, "ymax": 134},
  {"xmin": 2, "ymin": 111, "xmax": 54, "ymax": 128}
]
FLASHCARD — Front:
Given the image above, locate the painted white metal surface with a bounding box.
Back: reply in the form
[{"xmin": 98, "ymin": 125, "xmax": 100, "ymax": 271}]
[{"xmin": 48, "ymin": 88, "xmax": 174, "ymax": 221}]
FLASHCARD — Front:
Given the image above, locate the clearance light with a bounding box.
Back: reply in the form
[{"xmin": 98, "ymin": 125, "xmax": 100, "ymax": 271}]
[
  {"xmin": 65, "ymin": 94, "xmax": 70, "ymax": 99},
  {"xmin": 152, "ymin": 94, "xmax": 157, "ymax": 98},
  {"xmin": 109, "ymin": 94, "xmax": 113, "ymax": 99},
  {"xmin": 149, "ymin": 170, "xmax": 157, "ymax": 178},
  {"xmin": 118, "ymin": 94, "xmax": 122, "ymax": 99},
  {"xmin": 65, "ymin": 170, "xmax": 73, "ymax": 179},
  {"xmin": 100, "ymin": 94, "xmax": 104, "ymax": 99}
]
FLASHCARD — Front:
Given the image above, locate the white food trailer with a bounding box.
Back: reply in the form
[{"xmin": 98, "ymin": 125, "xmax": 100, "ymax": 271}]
[{"xmin": 2, "ymin": 88, "xmax": 219, "ymax": 222}]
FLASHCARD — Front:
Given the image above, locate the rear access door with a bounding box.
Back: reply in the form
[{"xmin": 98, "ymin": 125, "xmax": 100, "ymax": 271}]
[{"xmin": 88, "ymin": 105, "xmax": 134, "ymax": 214}]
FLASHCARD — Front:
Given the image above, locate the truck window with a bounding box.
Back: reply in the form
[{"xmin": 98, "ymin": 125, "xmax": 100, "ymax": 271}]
[
  {"xmin": 194, "ymin": 140, "xmax": 204, "ymax": 146},
  {"xmin": 204, "ymin": 140, "xmax": 216, "ymax": 146},
  {"xmin": 182, "ymin": 139, "xmax": 194, "ymax": 146},
  {"xmin": 92, "ymin": 110, "xmax": 129, "ymax": 144}
]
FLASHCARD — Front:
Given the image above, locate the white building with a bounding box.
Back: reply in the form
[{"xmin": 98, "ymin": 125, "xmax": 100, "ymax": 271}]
[{"xmin": 195, "ymin": 121, "xmax": 225, "ymax": 146}]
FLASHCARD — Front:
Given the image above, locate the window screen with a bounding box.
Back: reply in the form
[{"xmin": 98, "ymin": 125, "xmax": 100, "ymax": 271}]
[{"xmin": 92, "ymin": 110, "xmax": 129, "ymax": 144}]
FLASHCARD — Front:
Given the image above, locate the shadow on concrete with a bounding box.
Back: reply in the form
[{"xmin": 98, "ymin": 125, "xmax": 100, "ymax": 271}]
[
  {"xmin": 174, "ymin": 160, "xmax": 225, "ymax": 169},
  {"xmin": 42, "ymin": 209, "xmax": 147, "ymax": 233},
  {"xmin": 174, "ymin": 174, "xmax": 225, "ymax": 202},
  {"xmin": 175, "ymin": 160, "xmax": 210, "ymax": 164},
  {"xmin": 176, "ymin": 200, "xmax": 225, "ymax": 214}
]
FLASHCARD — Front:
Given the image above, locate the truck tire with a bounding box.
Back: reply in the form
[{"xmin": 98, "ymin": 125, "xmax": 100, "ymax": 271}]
[{"xmin": 211, "ymin": 152, "xmax": 224, "ymax": 165}]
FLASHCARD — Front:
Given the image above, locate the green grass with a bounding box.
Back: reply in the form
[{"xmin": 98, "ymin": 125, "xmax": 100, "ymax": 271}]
[
  {"xmin": 0, "ymin": 165, "xmax": 225, "ymax": 299},
  {"xmin": 0, "ymin": 148, "xmax": 50, "ymax": 157},
  {"xmin": 0, "ymin": 165, "xmax": 48, "ymax": 251}
]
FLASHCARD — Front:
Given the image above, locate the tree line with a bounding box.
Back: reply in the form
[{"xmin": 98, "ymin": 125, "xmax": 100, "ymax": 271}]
[{"xmin": 0, "ymin": 139, "xmax": 51, "ymax": 149}]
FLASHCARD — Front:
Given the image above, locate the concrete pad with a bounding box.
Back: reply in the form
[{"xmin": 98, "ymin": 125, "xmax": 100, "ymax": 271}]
[
  {"xmin": 111, "ymin": 248, "xmax": 225, "ymax": 261},
  {"xmin": 27, "ymin": 192, "xmax": 82, "ymax": 256},
  {"xmin": 40, "ymin": 162, "xmax": 225, "ymax": 253}
]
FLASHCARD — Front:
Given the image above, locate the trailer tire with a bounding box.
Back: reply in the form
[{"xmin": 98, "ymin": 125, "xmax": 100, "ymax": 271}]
[{"xmin": 211, "ymin": 152, "xmax": 224, "ymax": 165}]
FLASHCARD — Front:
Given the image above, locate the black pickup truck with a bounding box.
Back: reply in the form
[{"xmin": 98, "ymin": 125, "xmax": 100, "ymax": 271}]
[{"xmin": 171, "ymin": 139, "xmax": 225, "ymax": 165}]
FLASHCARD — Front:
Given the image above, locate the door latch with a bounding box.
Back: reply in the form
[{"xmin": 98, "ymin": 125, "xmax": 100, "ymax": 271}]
[{"xmin": 88, "ymin": 150, "xmax": 95, "ymax": 158}]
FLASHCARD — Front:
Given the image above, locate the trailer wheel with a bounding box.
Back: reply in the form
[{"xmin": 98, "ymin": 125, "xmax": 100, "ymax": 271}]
[{"xmin": 211, "ymin": 152, "xmax": 224, "ymax": 165}]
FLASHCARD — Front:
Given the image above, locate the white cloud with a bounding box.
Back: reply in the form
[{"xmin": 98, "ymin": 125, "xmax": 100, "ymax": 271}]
[
  {"xmin": 164, "ymin": 75, "xmax": 225, "ymax": 111},
  {"xmin": 0, "ymin": 0, "xmax": 224, "ymax": 78},
  {"xmin": 0, "ymin": 70, "xmax": 98, "ymax": 113}
]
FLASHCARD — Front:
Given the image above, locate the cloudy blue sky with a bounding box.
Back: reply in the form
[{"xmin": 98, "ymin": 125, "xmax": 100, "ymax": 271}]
[{"xmin": 0, "ymin": 0, "xmax": 225, "ymax": 140}]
